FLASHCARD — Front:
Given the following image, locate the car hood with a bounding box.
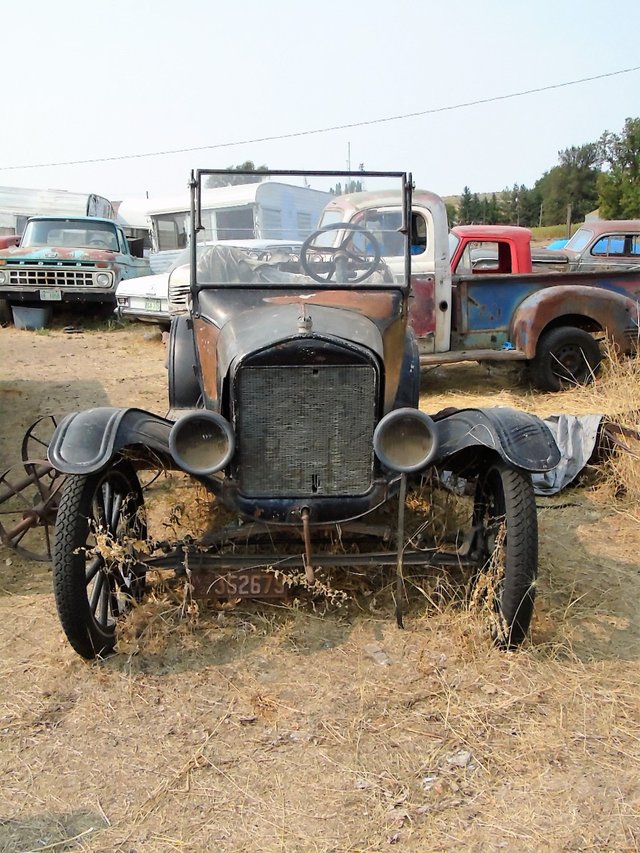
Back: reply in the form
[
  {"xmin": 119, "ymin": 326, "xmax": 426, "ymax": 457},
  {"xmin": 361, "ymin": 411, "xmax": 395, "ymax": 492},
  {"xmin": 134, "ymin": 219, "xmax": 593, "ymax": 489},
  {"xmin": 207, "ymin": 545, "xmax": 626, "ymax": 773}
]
[
  {"xmin": 0, "ymin": 246, "xmax": 117, "ymax": 262},
  {"xmin": 116, "ymin": 272, "xmax": 169, "ymax": 299}
]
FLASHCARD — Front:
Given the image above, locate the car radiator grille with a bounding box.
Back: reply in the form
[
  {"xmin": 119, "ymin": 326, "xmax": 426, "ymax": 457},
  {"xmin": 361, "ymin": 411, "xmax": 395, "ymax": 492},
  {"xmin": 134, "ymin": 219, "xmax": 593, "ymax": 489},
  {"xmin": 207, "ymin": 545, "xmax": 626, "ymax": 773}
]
[
  {"xmin": 6, "ymin": 267, "xmax": 100, "ymax": 287},
  {"xmin": 236, "ymin": 364, "xmax": 377, "ymax": 497}
]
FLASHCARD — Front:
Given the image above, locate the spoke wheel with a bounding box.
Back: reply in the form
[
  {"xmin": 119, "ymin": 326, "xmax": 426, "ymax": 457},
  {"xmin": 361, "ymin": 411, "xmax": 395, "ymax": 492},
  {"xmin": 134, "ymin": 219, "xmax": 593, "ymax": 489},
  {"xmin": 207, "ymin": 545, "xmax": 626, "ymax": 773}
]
[
  {"xmin": 471, "ymin": 461, "xmax": 538, "ymax": 648},
  {"xmin": 53, "ymin": 461, "xmax": 147, "ymax": 659}
]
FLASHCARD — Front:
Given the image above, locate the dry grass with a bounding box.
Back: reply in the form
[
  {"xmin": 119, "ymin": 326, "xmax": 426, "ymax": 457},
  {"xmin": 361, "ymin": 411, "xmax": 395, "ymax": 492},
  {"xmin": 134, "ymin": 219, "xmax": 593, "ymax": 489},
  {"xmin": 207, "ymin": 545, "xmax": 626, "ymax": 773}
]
[{"xmin": 1, "ymin": 327, "xmax": 640, "ymax": 852}]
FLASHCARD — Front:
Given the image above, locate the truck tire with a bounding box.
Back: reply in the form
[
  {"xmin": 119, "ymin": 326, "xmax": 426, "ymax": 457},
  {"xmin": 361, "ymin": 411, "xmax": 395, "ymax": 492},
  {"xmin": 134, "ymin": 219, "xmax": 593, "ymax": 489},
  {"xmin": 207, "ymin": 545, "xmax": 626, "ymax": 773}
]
[{"xmin": 530, "ymin": 326, "xmax": 602, "ymax": 391}]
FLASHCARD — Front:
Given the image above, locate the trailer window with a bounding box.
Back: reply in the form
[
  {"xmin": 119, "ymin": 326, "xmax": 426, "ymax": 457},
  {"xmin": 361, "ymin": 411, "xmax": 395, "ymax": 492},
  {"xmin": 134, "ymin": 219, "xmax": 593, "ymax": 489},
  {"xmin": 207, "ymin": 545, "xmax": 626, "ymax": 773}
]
[
  {"xmin": 155, "ymin": 214, "xmax": 188, "ymax": 250},
  {"xmin": 216, "ymin": 207, "xmax": 255, "ymax": 240}
]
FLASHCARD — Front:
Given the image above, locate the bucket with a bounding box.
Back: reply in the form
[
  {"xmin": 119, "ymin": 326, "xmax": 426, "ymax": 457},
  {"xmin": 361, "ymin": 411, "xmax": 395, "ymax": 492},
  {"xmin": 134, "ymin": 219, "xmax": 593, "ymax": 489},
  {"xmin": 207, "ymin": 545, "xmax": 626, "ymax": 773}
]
[{"xmin": 11, "ymin": 305, "xmax": 52, "ymax": 330}]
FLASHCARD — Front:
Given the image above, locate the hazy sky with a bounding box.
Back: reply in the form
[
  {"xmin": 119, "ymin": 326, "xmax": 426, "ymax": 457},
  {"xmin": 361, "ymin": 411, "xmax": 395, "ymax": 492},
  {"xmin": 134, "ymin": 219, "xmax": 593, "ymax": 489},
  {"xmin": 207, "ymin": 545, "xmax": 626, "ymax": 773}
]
[{"xmin": 2, "ymin": 0, "xmax": 638, "ymax": 204}]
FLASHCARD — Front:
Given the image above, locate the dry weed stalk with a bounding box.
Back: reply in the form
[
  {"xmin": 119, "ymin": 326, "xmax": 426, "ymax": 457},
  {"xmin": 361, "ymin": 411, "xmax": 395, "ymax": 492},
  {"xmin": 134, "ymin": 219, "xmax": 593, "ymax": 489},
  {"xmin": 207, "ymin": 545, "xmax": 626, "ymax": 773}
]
[{"xmin": 587, "ymin": 340, "xmax": 640, "ymax": 516}]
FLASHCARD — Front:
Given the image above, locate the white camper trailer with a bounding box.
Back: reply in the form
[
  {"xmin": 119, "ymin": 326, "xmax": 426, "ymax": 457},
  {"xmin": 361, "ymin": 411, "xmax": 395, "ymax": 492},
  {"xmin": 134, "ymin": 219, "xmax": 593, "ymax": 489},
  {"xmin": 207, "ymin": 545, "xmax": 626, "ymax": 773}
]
[
  {"xmin": 145, "ymin": 182, "xmax": 331, "ymax": 271},
  {"xmin": 0, "ymin": 186, "xmax": 114, "ymax": 237}
]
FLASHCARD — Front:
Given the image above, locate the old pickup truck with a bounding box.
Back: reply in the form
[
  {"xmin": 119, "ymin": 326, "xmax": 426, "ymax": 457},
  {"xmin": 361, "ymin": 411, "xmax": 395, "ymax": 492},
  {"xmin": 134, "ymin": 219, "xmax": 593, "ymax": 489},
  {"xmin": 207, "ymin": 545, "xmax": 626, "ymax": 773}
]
[
  {"xmin": 317, "ymin": 193, "xmax": 640, "ymax": 390},
  {"xmin": 0, "ymin": 215, "xmax": 151, "ymax": 313}
]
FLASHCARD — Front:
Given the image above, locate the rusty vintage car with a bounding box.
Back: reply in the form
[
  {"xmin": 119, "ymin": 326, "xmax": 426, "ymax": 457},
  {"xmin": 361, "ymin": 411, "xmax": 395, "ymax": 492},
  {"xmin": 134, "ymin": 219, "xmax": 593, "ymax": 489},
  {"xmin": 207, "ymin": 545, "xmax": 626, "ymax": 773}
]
[{"xmin": 47, "ymin": 169, "xmax": 560, "ymax": 659}]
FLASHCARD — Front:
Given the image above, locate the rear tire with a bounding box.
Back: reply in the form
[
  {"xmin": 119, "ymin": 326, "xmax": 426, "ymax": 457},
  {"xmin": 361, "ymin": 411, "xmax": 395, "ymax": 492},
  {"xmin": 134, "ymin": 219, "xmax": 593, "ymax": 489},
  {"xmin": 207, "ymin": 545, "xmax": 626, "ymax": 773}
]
[
  {"xmin": 530, "ymin": 326, "xmax": 601, "ymax": 391},
  {"xmin": 472, "ymin": 460, "xmax": 538, "ymax": 648},
  {"xmin": 52, "ymin": 460, "xmax": 146, "ymax": 659}
]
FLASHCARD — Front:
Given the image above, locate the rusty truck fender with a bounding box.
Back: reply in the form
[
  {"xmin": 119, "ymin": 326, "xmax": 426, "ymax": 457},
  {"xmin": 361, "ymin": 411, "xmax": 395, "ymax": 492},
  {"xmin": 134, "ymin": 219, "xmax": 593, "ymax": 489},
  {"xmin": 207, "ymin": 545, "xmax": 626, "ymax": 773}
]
[
  {"xmin": 510, "ymin": 285, "xmax": 640, "ymax": 359},
  {"xmin": 48, "ymin": 408, "xmax": 174, "ymax": 475}
]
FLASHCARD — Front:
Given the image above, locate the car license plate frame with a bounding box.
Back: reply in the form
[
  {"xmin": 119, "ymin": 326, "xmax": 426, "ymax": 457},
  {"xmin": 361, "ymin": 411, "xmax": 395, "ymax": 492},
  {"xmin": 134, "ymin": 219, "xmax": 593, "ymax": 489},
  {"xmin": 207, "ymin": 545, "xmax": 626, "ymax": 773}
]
[{"xmin": 40, "ymin": 288, "xmax": 62, "ymax": 301}]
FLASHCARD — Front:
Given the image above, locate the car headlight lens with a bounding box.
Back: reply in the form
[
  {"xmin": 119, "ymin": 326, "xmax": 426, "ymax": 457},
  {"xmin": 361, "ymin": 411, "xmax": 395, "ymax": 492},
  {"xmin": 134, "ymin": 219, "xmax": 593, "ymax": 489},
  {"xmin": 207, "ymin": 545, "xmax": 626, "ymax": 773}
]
[
  {"xmin": 169, "ymin": 412, "xmax": 235, "ymax": 476},
  {"xmin": 96, "ymin": 272, "xmax": 111, "ymax": 287},
  {"xmin": 373, "ymin": 408, "xmax": 439, "ymax": 473},
  {"xmin": 0, "ymin": 270, "xmax": 7, "ymax": 285}
]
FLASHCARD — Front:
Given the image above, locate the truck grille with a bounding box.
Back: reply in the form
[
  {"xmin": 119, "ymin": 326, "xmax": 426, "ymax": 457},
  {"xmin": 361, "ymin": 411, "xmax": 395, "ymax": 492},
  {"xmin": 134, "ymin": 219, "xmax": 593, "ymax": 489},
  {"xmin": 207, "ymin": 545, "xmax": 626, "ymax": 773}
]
[
  {"xmin": 5, "ymin": 267, "xmax": 108, "ymax": 288},
  {"xmin": 235, "ymin": 363, "xmax": 377, "ymax": 497}
]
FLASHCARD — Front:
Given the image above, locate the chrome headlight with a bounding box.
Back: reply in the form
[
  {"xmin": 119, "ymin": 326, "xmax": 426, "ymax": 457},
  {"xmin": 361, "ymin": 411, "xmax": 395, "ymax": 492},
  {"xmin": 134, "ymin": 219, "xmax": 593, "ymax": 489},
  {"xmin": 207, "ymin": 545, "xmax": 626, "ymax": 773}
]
[
  {"xmin": 169, "ymin": 411, "xmax": 235, "ymax": 476},
  {"xmin": 96, "ymin": 272, "xmax": 111, "ymax": 287},
  {"xmin": 0, "ymin": 270, "xmax": 7, "ymax": 285},
  {"xmin": 373, "ymin": 408, "xmax": 439, "ymax": 473}
]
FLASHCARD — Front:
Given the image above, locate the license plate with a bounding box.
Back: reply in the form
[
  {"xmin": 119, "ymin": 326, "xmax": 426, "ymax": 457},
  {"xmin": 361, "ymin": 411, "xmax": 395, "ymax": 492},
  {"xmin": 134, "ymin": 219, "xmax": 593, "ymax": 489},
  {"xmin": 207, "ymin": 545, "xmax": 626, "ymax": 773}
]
[
  {"xmin": 144, "ymin": 298, "xmax": 162, "ymax": 311},
  {"xmin": 40, "ymin": 288, "xmax": 62, "ymax": 301},
  {"xmin": 191, "ymin": 570, "xmax": 286, "ymax": 599}
]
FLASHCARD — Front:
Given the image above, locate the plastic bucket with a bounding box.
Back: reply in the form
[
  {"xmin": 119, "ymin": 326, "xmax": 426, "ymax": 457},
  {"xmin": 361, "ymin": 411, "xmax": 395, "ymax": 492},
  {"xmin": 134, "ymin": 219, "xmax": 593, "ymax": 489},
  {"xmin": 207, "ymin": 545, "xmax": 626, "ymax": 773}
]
[{"xmin": 11, "ymin": 305, "xmax": 52, "ymax": 330}]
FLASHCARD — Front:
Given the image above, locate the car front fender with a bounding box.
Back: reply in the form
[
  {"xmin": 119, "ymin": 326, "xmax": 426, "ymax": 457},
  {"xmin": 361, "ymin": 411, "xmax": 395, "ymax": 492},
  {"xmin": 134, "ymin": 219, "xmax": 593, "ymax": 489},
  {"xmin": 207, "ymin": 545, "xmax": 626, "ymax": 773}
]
[
  {"xmin": 433, "ymin": 407, "xmax": 561, "ymax": 473},
  {"xmin": 48, "ymin": 407, "xmax": 174, "ymax": 475}
]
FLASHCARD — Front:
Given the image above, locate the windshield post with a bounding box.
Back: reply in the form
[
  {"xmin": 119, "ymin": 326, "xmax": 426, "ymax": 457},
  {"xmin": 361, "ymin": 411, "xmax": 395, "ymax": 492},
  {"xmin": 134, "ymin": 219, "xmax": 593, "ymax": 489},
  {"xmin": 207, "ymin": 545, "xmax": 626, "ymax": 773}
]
[
  {"xmin": 189, "ymin": 171, "xmax": 199, "ymax": 317},
  {"xmin": 402, "ymin": 172, "xmax": 412, "ymax": 291}
]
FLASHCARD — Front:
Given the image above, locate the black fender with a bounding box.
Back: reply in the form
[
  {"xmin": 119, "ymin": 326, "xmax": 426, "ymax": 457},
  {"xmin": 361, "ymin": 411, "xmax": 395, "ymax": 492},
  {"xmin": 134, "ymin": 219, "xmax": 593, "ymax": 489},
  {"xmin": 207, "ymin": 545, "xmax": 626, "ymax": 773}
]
[
  {"xmin": 392, "ymin": 329, "xmax": 420, "ymax": 409},
  {"xmin": 48, "ymin": 407, "xmax": 174, "ymax": 475},
  {"xmin": 168, "ymin": 314, "xmax": 202, "ymax": 411},
  {"xmin": 432, "ymin": 407, "xmax": 561, "ymax": 473}
]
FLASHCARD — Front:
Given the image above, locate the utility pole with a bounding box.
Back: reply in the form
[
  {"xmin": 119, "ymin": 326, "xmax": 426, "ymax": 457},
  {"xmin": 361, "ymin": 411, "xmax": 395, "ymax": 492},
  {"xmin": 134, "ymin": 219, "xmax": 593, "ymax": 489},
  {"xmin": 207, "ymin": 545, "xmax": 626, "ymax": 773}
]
[{"xmin": 566, "ymin": 203, "xmax": 573, "ymax": 239}]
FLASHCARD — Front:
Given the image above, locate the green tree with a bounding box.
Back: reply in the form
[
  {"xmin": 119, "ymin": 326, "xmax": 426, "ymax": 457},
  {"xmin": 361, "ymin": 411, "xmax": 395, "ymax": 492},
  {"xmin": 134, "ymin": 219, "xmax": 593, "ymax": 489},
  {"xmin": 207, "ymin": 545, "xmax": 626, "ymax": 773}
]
[
  {"xmin": 445, "ymin": 202, "xmax": 457, "ymax": 226},
  {"xmin": 597, "ymin": 117, "xmax": 640, "ymax": 218},
  {"xmin": 533, "ymin": 144, "xmax": 600, "ymax": 225},
  {"xmin": 206, "ymin": 160, "xmax": 268, "ymax": 188},
  {"xmin": 458, "ymin": 186, "xmax": 473, "ymax": 224},
  {"xmin": 330, "ymin": 179, "xmax": 364, "ymax": 196}
]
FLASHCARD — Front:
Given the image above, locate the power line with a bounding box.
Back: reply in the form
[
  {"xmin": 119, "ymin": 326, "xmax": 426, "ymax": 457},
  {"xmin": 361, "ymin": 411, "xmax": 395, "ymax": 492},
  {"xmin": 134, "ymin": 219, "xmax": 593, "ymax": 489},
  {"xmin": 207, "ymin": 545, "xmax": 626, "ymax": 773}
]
[{"xmin": 2, "ymin": 65, "xmax": 638, "ymax": 172}]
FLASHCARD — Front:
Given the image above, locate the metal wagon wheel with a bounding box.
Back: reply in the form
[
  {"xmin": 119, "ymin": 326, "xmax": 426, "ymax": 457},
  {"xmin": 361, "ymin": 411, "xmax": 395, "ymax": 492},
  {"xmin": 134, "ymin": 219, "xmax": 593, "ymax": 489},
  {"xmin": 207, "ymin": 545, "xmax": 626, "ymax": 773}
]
[{"xmin": 0, "ymin": 415, "xmax": 66, "ymax": 561}]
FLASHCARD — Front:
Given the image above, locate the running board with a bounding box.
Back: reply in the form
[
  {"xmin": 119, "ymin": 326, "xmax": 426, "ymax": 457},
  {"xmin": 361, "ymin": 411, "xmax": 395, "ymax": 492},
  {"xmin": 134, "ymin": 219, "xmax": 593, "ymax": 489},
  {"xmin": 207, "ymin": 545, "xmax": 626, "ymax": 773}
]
[{"xmin": 419, "ymin": 348, "xmax": 526, "ymax": 367}]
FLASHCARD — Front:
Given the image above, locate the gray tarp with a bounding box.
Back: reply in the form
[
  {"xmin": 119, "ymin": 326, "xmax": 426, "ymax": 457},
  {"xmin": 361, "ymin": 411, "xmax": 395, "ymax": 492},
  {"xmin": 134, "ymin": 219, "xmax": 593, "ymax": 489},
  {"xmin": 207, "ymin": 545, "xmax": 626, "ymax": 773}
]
[{"xmin": 532, "ymin": 414, "xmax": 603, "ymax": 495}]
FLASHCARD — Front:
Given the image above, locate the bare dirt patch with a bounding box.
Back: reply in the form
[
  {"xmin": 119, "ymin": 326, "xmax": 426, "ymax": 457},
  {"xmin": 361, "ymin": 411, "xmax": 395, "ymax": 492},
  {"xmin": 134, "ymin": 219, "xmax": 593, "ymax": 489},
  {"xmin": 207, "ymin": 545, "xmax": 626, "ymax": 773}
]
[{"xmin": 1, "ymin": 324, "xmax": 639, "ymax": 852}]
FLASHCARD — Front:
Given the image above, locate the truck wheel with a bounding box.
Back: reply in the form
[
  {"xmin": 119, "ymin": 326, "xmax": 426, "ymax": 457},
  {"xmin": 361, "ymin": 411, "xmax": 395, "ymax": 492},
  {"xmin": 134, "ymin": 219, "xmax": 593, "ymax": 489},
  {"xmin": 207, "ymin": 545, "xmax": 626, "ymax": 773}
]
[
  {"xmin": 530, "ymin": 326, "xmax": 602, "ymax": 391},
  {"xmin": 471, "ymin": 460, "xmax": 537, "ymax": 649},
  {"xmin": 52, "ymin": 460, "xmax": 147, "ymax": 659}
]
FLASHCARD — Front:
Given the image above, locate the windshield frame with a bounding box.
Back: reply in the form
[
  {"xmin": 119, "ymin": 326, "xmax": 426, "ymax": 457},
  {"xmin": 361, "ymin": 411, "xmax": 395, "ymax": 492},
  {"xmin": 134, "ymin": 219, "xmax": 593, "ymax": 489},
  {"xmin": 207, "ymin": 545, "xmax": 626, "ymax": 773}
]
[{"xmin": 188, "ymin": 169, "xmax": 411, "ymax": 313}]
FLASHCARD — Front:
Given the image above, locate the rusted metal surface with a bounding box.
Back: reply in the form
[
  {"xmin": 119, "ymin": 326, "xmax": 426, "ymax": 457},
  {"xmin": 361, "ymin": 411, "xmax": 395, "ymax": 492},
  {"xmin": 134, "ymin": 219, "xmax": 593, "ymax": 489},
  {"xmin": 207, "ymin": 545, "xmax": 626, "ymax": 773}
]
[
  {"xmin": 0, "ymin": 463, "xmax": 64, "ymax": 561},
  {"xmin": 511, "ymin": 283, "xmax": 640, "ymax": 358}
]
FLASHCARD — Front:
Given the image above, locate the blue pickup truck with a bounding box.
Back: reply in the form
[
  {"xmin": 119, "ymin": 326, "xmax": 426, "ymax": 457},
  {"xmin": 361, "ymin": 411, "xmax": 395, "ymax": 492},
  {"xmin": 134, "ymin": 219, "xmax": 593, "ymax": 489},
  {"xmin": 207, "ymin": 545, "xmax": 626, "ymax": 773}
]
[{"xmin": 0, "ymin": 216, "xmax": 151, "ymax": 314}]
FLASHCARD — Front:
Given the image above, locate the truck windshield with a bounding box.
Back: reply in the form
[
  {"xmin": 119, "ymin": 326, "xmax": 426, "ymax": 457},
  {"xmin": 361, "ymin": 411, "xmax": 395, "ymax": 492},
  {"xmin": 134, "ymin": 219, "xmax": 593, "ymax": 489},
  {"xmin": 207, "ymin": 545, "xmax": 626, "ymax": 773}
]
[
  {"xmin": 193, "ymin": 171, "xmax": 410, "ymax": 289},
  {"xmin": 21, "ymin": 219, "xmax": 119, "ymax": 251}
]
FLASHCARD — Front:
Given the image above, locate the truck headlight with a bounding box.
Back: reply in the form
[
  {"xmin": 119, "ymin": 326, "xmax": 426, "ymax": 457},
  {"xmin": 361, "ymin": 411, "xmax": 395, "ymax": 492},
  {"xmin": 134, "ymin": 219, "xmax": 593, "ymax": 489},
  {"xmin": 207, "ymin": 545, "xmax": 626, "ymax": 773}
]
[
  {"xmin": 0, "ymin": 271, "xmax": 7, "ymax": 285},
  {"xmin": 373, "ymin": 408, "xmax": 439, "ymax": 473},
  {"xmin": 96, "ymin": 272, "xmax": 111, "ymax": 287},
  {"xmin": 169, "ymin": 411, "xmax": 235, "ymax": 476}
]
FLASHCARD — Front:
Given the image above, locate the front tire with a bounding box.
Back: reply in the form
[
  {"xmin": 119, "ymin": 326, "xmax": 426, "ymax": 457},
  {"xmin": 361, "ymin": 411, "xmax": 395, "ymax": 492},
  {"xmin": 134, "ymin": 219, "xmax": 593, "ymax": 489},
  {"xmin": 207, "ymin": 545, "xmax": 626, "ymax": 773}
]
[
  {"xmin": 530, "ymin": 326, "xmax": 601, "ymax": 391},
  {"xmin": 52, "ymin": 460, "xmax": 146, "ymax": 659},
  {"xmin": 472, "ymin": 460, "xmax": 538, "ymax": 648}
]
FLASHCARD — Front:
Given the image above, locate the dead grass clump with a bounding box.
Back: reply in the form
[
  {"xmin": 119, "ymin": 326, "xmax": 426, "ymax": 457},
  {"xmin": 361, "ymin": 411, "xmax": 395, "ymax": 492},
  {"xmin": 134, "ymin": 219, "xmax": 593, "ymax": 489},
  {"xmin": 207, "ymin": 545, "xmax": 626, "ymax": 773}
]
[{"xmin": 585, "ymin": 343, "xmax": 640, "ymax": 516}]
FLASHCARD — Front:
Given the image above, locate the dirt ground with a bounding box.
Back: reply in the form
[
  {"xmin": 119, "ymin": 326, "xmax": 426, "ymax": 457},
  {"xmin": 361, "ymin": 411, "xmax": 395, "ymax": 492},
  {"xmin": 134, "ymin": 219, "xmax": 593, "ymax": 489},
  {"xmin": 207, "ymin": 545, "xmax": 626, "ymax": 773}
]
[{"xmin": 1, "ymin": 319, "xmax": 639, "ymax": 852}]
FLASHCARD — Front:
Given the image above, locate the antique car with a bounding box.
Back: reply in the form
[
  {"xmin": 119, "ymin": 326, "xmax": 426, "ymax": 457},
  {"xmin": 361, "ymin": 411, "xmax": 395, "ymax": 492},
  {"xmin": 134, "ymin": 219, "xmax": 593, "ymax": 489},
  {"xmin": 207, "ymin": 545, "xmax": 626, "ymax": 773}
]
[{"xmin": 48, "ymin": 169, "xmax": 560, "ymax": 659}]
